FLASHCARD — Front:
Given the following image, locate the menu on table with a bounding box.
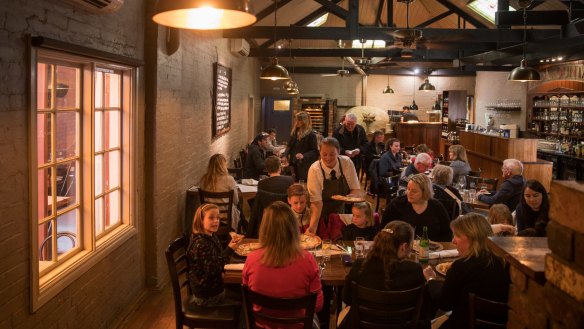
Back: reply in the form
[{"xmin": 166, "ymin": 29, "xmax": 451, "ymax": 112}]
[{"xmin": 213, "ymin": 63, "xmax": 231, "ymax": 138}]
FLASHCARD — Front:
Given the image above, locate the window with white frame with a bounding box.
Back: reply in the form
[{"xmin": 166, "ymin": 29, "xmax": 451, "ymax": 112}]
[{"xmin": 31, "ymin": 47, "xmax": 137, "ymax": 309}]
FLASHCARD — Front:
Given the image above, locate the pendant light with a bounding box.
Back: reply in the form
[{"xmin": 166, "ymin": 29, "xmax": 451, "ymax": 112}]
[
  {"xmin": 284, "ymin": 40, "xmax": 299, "ymax": 95},
  {"xmin": 419, "ymin": 70, "xmax": 435, "ymax": 91},
  {"xmin": 260, "ymin": 1, "xmax": 290, "ymax": 80},
  {"xmin": 508, "ymin": 0, "xmax": 541, "ymax": 82},
  {"xmin": 152, "ymin": 0, "xmax": 257, "ymax": 30},
  {"xmin": 410, "ymin": 71, "xmax": 418, "ymax": 110},
  {"xmin": 382, "ymin": 75, "xmax": 394, "ymax": 94}
]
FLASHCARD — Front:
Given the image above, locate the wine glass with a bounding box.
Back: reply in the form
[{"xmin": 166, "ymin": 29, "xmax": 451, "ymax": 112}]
[
  {"xmin": 457, "ymin": 176, "xmax": 467, "ymax": 192},
  {"xmin": 354, "ymin": 237, "xmax": 365, "ymax": 259}
]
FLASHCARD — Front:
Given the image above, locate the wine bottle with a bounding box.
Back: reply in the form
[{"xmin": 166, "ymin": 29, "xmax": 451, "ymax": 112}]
[{"xmin": 419, "ymin": 226, "xmax": 430, "ymax": 264}]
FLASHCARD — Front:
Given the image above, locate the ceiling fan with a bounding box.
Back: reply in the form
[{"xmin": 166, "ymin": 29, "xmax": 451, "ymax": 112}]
[
  {"xmin": 387, "ymin": 0, "xmax": 424, "ymax": 49},
  {"xmin": 352, "ymin": 39, "xmax": 397, "ymax": 71},
  {"xmin": 321, "ymin": 57, "xmax": 351, "ymax": 77}
]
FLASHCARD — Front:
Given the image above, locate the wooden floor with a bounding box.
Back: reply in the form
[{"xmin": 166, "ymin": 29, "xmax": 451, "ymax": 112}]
[{"xmin": 114, "ymin": 178, "xmax": 384, "ymax": 329}]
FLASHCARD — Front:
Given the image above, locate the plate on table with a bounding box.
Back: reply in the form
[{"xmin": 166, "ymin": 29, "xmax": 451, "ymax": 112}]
[
  {"xmin": 330, "ymin": 195, "xmax": 365, "ymax": 203},
  {"xmin": 429, "ymin": 241, "xmax": 444, "ymax": 252},
  {"xmin": 435, "ymin": 261, "xmax": 453, "ymax": 276},
  {"xmin": 300, "ymin": 234, "xmax": 322, "ymax": 250},
  {"xmin": 235, "ymin": 243, "xmax": 261, "ymax": 257}
]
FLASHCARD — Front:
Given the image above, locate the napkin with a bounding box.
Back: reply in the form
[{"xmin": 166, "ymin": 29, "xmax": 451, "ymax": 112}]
[
  {"xmin": 429, "ymin": 249, "xmax": 459, "ymax": 259},
  {"xmin": 241, "ymin": 179, "xmax": 258, "ymax": 186},
  {"xmin": 224, "ymin": 263, "xmax": 245, "ymax": 271}
]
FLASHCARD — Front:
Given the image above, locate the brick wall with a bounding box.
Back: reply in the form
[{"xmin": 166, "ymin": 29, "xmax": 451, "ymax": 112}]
[
  {"xmin": 0, "ymin": 0, "xmax": 142, "ymax": 328},
  {"xmin": 507, "ymin": 181, "xmax": 584, "ymax": 329}
]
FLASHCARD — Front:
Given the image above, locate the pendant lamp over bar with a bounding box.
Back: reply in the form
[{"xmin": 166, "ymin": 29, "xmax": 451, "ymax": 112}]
[
  {"xmin": 260, "ymin": 0, "xmax": 290, "ymax": 80},
  {"xmin": 508, "ymin": 0, "xmax": 541, "ymax": 82},
  {"xmin": 382, "ymin": 75, "xmax": 394, "ymax": 94},
  {"xmin": 152, "ymin": 0, "xmax": 257, "ymax": 30},
  {"xmin": 410, "ymin": 71, "xmax": 418, "ymax": 110},
  {"xmin": 419, "ymin": 78, "xmax": 435, "ymax": 91}
]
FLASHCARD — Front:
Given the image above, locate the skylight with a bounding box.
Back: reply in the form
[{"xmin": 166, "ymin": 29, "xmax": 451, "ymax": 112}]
[
  {"xmin": 468, "ymin": 0, "xmax": 515, "ymax": 24},
  {"xmin": 307, "ymin": 13, "xmax": 328, "ymax": 27},
  {"xmin": 351, "ymin": 40, "xmax": 386, "ymax": 48}
]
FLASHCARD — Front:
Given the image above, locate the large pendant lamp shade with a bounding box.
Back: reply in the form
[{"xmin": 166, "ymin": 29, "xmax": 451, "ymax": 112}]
[
  {"xmin": 382, "ymin": 75, "xmax": 394, "ymax": 94},
  {"xmin": 508, "ymin": 0, "xmax": 540, "ymax": 82},
  {"xmin": 508, "ymin": 59, "xmax": 541, "ymax": 82},
  {"xmin": 152, "ymin": 0, "xmax": 257, "ymax": 30},
  {"xmin": 260, "ymin": 57, "xmax": 290, "ymax": 80},
  {"xmin": 419, "ymin": 78, "xmax": 435, "ymax": 91}
]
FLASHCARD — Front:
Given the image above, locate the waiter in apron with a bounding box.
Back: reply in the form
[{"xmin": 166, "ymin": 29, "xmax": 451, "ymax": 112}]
[{"xmin": 306, "ymin": 137, "xmax": 362, "ymax": 235}]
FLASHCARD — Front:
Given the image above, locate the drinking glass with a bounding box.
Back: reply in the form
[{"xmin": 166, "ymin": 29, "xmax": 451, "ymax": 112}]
[
  {"xmin": 463, "ymin": 189, "xmax": 470, "ymax": 203},
  {"xmin": 322, "ymin": 239, "xmax": 332, "ymax": 256},
  {"xmin": 457, "ymin": 176, "xmax": 467, "ymax": 192},
  {"xmin": 354, "ymin": 237, "xmax": 365, "ymax": 259},
  {"xmin": 469, "ymin": 189, "xmax": 477, "ymax": 203}
]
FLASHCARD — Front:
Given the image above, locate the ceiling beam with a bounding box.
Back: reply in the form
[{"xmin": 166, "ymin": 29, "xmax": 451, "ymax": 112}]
[
  {"xmin": 375, "ymin": 0, "xmax": 384, "ymax": 27},
  {"xmin": 254, "ymin": 0, "xmax": 294, "ymax": 22},
  {"xmin": 312, "ymin": 0, "xmax": 349, "ymax": 20},
  {"xmin": 223, "ymin": 26, "xmax": 559, "ymax": 42},
  {"xmin": 294, "ymin": 0, "xmax": 343, "ymax": 26},
  {"xmin": 435, "ymin": 0, "xmax": 489, "ymax": 28},
  {"xmin": 416, "ymin": 10, "xmax": 454, "ymax": 28},
  {"xmin": 252, "ymin": 48, "xmax": 468, "ymax": 60},
  {"xmin": 387, "ymin": 0, "xmax": 394, "ymax": 27},
  {"xmin": 496, "ymin": 10, "xmax": 570, "ymax": 26},
  {"xmin": 348, "ymin": 0, "xmax": 359, "ymax": 39}
]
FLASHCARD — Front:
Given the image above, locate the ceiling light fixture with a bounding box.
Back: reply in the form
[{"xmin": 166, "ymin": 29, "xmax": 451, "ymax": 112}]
[
  {"xmin": 152, "ymin": 0, "xmax": 257, "ymax": 30},
  {"xmin": 260, "ymin": 0, "xmax": 290, "ymax": 80},
  {"xmin": 410, "ymin": 71, "xmax": 418, "ymax": 110},
  {"xmin": 508, "ymin": 0, "xmax": 540, "ymax": 82},
  {"xmin": 382, "ymin": 75, "xmax": 394, "ymax": 94},
  {"xmin": 419, "ymin": 70, "xmax": 435, "ymax": 91},
  {"xmin": 285, "ymin": 39, "xmax": 299, "ymax": 95}
]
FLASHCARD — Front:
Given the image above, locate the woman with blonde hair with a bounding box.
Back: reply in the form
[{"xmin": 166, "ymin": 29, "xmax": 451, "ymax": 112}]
[
  {"xmin": 448, "ymin": 145, "xmax": 471, "ymax": 182},
  {"xmin": 424, "ymin": 213, "xmax": 510, "ymax": 328},
  {"xmin": 282, "ymin": 111, "xmax": 319, "ymax": 182},
  {"xmin": 199, "ymin": 153, "xmax": 240, "ymax": 231},
  {"xmin": 187, "ymin": 204, "xmax": 242, "ymax": 306},
  {"xmin": 242, "ymin": 201, "xmax": 323, "ymax": 328},
  {"xmin": 382, "ymin": 174, "xmax": 451, "ymax": 241}
]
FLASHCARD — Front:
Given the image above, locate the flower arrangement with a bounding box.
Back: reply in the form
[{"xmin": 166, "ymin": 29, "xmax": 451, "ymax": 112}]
[{"xmin": 362, "ymin": 112, "xmax": 376, "ymax": 132}]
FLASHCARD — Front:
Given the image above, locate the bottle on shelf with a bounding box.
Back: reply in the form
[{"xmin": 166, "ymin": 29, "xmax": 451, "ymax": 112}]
[{"xmin": 419, "ymin": 226, "xmax": 430, "ymax": 264}]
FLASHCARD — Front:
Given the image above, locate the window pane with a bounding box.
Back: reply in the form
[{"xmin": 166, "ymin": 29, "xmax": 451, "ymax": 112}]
[
  {"xmin": 104, "ymin": 72, "xmax": 120, "ymax": 108},
  {"xmin": 56, "ymin": 161, "xmax": 77, "ymax": 208},
  {"xmin": 104, "ymin": 110, "xmax": 120, "ymax": 149},
  {"xmin": 95, "ymin": 197, "xmax": 104, "ymax": 235},
  {"xmin": 38, "ymin": 222, "xmax": 54, "ymax": 262},
  {"xmin": 56, "ymin": 210, "xmax": 78, "ymax": 257},
  {"xmin": 37, "ymin": 113, "xmax": 52, "ymax": 165},
  {"xmin": 95, "ymin": 110, "xmax": 103, "ymax": 152},
  {"xmin": 37, "ymin": 167, "xmax": 52, "ymax": 220},
  {"xmin": 105, "ymin": 190, "xmax": 121, "ymax": 229},
  {"xmin": 55, "ymin": 111, "xmax": 78, "ymax": 159},
  {"xmin": 95, "ymin": 154, "xmax": 103, "ymax": 195},
  {"xmin": 104, "ymin": 150, "xmax": 120, "ymax": 190},
  {"xmin": 95, "ymin": 71, "xmax": 103, "ymax": 109},
  {"xmin": 37, "ymin": 63, "xmax": 53, "ymax": 110},
  {"xmin": 55, "ymin": 66, "xmax": 79, "ymax": 109}
]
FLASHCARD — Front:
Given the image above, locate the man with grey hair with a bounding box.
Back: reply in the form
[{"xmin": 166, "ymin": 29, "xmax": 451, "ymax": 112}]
[
  {"xmin": 478, "ymin": 158, "xmax": 525, "ymax": 211},
  {"xmin": 399, "ymin": 152, "xmax": 433, "ymax": 187},
  {"xmin": 333, "ymin": 112, "xmax": 368, "ymax": 170}
]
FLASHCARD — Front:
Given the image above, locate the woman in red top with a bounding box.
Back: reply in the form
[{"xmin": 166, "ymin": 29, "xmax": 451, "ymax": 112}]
[{"xmin": 242, "ymin": 201, "xmax": 324, "ymax": 328}]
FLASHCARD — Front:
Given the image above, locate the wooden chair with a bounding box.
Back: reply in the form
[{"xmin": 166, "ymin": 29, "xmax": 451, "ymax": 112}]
[
  {"xmin": 198, "ymin": 189, "xmax": 235, "ymax": 243},
  {"xmin": 404, "ymin": 145, "xmax": 416, "ymax": 155},
  {"xmin": 241, "ymin": 284, "xmax": 317, "ymax": 329},
  {"xmin": 375, "ymin": 174, "xmax": 400, "ymax": 212},
  {"xmin": 165, "ymin": 235, "xmax": 240, "ymax": 329},
  {"xmin": 469, "ymin": 168, "xmax": 482, "ymax": 177},
  {"xmin": 465, "ymin": 175, "xmax": 483, "ymax": 190},
  {"xmin": 228, "ymin": 157, "xmax": 244, "ymax": 180},
  {"xmin": 468, "ymin": 293, "xmax": 508, "ymax": 329},
  {"xmin": 481, "ymin": 177, "xmax": 499, "ymax": 192},
  {"xmin": 350, "ymin": 281, "xmax": 425, "ymax": 329}
]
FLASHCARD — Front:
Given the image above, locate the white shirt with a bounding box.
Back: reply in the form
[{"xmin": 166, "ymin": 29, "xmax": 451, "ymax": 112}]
[{"xmin": 307, "ymin": 155, "xmax": 361, "ymax": 203}]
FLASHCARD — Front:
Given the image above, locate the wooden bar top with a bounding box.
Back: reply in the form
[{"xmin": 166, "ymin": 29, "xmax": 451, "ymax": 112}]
[{"xmin": 487, "ymin": 236, "xmax": 550, "ymax": 284}]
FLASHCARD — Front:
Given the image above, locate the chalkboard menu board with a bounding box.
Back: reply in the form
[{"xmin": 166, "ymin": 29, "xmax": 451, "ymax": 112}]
[{"xmin": 213, "ymin": 63, "xmax": 231, "ymax": 138}]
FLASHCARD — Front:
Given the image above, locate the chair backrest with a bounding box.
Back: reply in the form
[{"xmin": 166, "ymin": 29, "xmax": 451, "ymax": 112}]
[
  {"xmin": 241, "ymin": 285, "xmax": 317, "ymax": 329},
  {"xmin": 436, "ymin": 197, "xmax": 460, "ymax": 221},
  {"xmin": 248, "ymin": 190, "xmax": 288, "ymax": 238},
  {"xmin": 351, "ymin": 281, "xmax": 425, "ymax": 329},
  {"xmin": 466, "ymin": 175, "xmax": 482, "ymax": 190},
  {"xmin": 469, "ymin": 169, "xmax": 482, "ymax": 177},
  {"xmin": 468, "ymin": 293, "xmax": 508, "ymax": 329},
  {"xmin": 165, "ymin": 235, "xmax": 191, "ymax": 328},
  {"xmin": 481, "ymin": 177, "xmax": 499, "ymax": 191},
  {"xmin": 198, "ymin": 189, "xmax": 235, "ymax": 228}
]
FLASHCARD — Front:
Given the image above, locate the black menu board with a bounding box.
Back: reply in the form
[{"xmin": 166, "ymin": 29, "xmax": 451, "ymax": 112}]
[{"xmin": 213, "ymin": 63, "xmax": 231, "ymax": 138}]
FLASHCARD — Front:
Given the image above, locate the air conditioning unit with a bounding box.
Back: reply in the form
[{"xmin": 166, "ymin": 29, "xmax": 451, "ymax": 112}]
[
  {"xmin": 59, "ymin": 0, "xmax": 124, "ymax": 14},
  {"xmin": 230, "ymin": 39, "xmax": 250, "ymax": 57}
]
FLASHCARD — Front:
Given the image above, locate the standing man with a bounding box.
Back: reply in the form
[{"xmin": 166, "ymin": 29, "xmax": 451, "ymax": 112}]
[
  {"xmin": 244, "ymin": 133, "xmax": 270, "ymax": 180},
  {"xmin": 306, "ymin": 137, "xmax": 362, "ymax": 235},
  {"xmin": 333, "ymin": 113, "xmax": 368, "ymax": 171}
]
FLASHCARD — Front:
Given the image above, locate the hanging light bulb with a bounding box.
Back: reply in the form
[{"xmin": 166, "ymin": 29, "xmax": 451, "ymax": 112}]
[
  {"xmin": 410, "ymin": 71, "xmax": 418, "ymax": 110},
  {"xmin": 152, "ymin": 0, "xmax": 257, "ymax": 30},
  {"xmin": 284, "ymin": 39, "xmax": 300, "ymax": 95},
  {"xmin": 508, "ymin": 0, "xmax": 540, "ymax": 82},
  {"xmin": 260, "ymin": 1, "xmax": 290, "ymax": 80},
  {"xmin": 382, "ymin": 75, "xmax": 394, "ymax": 94}
]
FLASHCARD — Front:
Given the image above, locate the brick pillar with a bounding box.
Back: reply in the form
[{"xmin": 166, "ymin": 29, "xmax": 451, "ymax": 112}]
[{"xmin": 507, "ymin": 181, "xmax": 584, "ymax": 329}]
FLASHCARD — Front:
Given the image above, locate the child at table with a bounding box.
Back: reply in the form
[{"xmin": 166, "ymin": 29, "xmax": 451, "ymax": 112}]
[
  {"xmin": 487, "ymin": 204, "xmax": 516, "ymax": 236},
  {"xmin": 287, "ymin": 183, "xmax": 311, "ymax": 233},
  {"xmin": 341, "ymin": 201, "xmax": 378, "ymax": 241}
]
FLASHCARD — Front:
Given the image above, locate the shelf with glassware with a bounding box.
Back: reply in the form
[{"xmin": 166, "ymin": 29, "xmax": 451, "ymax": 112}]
[
  {"xmin": 527, "ymin": 93, "xmax": 584, "ymax": 156},
  {"xmin": 441, "ymin": 90, "xmax": 467, "ymax": 133}
]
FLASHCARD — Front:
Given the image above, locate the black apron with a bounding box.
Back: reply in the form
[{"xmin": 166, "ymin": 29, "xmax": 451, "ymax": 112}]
[{"xmin": 319, "ymin": 158, "xmax": 351, "ymax": 220}]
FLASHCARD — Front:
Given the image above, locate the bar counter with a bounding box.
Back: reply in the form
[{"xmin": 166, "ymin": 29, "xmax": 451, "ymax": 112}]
[
  {"xmin": 394, "ymin": 122, "xmax": 442, "ymax": 156},
  {"xmin": 459, "ymin": 131, "xmax": 553, "ymax": 191},
  {"xmin": 487, "ymin": 236, "xmax": 549, "ymax": 284}
]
